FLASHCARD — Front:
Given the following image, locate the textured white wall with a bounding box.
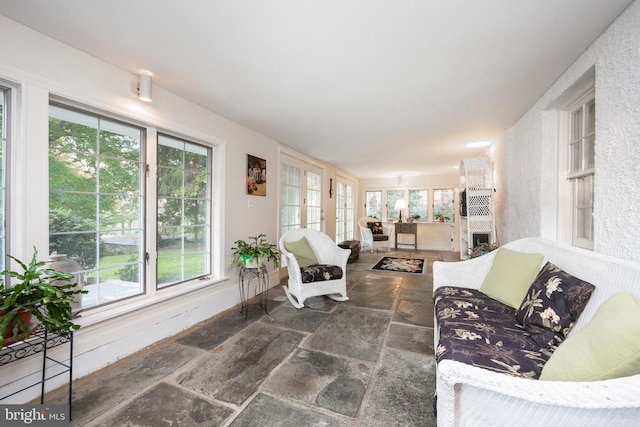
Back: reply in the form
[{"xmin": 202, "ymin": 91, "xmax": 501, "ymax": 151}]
[{"xmin": 494, "ymin": 0, "xmax": 640, "ymax": 262}]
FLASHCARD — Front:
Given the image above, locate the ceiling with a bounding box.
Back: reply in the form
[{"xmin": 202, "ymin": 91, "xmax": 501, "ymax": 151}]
[{"xmin": 0, "ymin": 0, "xmax": 634, "ymax": 179}]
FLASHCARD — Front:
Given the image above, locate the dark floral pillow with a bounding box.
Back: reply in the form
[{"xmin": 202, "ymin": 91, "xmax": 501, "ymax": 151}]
[
  {"xmin": 301, "ymin": 264, "xmax": 343, "ymax": 283},
  {"xmin": 367, "ymin": 221, "xmax": 384, "ymax": 235},
  {"xmin": 516, "ymin": 262, "xmax": 595, "ymax": 350}
]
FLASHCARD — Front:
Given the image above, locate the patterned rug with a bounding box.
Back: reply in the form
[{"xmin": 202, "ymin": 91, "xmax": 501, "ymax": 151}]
[{"xmin": 371, "ymin": 257, "xmax": 426, "ymax": 274}]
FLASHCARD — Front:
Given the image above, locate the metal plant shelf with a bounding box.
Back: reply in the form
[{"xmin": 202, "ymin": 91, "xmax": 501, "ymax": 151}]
[{"xmin": 0, "ymin": 324, "xmax": 73, "ymax": 417}]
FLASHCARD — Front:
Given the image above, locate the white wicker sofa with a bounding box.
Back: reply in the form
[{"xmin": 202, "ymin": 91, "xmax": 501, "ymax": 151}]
[{"xmin": 433, "ymin": 237, "xmax": 640, "ymax": 427}]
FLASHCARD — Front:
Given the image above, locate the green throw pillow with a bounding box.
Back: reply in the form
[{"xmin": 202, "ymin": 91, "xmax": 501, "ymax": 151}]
[
  {"xmin": 479, "ymin": 248, "xmax": 543, "ymax": 308},
  {"xmin": 284, "ymin": 237, "xmax": 319, "ymax": 268},
  {"xmin": 540, "ymin": 291, "xmax": 640, "ymax": 381}
]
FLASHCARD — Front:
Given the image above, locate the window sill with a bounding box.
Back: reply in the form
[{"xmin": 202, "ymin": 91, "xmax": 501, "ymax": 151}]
[{"xmin": 73, "ymin": 276, "xmax": 230, "ymax": 328}]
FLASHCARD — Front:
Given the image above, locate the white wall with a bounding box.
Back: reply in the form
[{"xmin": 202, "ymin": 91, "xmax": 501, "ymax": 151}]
[
  {"xmin": 494, "ymin": 0, "xmax": 640, "ymax": 262},
  {"xmin": 360, "ymin": 173, "xmax": 459, "ymax": 251},
  {"xmin": 0, "ymin": 15, "xmax": 285, "ymax": 401}
]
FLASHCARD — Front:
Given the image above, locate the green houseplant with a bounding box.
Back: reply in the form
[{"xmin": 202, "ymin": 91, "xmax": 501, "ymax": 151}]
[
  {"xmin": 0, "ymin": 247, "xmax": 87, "ymax": 347},
  {"xmin": 230, "ymin": 234, "xmax": 280, "ymax": 269},
  {"xmin": 434, "ymin": 212, "xmax": 451, "ymax": 222}
]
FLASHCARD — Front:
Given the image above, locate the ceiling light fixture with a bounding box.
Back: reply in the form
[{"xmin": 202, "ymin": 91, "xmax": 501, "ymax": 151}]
[
  {"xmin": 138, "ymin": 70, "xmax": 153, "ymax": 102},
  {"xmin": 467, "ymin": 140, "xmax": 492, "ymax": 148}
]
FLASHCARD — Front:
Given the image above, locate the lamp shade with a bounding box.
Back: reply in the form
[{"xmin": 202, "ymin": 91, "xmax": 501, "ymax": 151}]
[{"xmin": 394, "ymin": 199, "xmax": 407, "ymax": 210}]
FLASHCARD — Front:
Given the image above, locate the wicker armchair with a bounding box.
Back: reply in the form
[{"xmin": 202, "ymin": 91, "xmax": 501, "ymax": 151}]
[
  {"xmin": 357, "ymin": 217, "xmax": 392, "ymax": 252},
  {"xmin": 279, "ymin": 228, "xmax": 350, "ymax": 309}
]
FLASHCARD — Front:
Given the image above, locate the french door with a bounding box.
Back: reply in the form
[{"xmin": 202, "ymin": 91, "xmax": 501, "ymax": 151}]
[
  {"xmin": 281, "ymin": 154, "xmax": 323, "ymax": 235},
  {"xmin": 336, "ymin": 177, "xmax": 355, "ymax": 242}
]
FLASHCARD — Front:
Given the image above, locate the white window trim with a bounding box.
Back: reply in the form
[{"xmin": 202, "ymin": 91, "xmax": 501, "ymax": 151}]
[
  {"xmin": 42, "ymin": 96, "xmax": 227, "ymax": 321},
  {"xmin": 557, "ymin": 88, "xmax": 595, "ymax": 250}
]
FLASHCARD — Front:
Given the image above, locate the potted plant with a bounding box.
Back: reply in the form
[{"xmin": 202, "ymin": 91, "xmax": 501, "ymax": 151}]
[
  {"xmin": 230, "ymin": 234, "xmax": 280, "ymax": 269},
  {"xmin": 0, "ymin": 247, "xmax": 87, "ymax": 347},
  {"xmin": 410, "ymin": 214, "xmax": 421, "ymax": 223},
  {"xmin": 470, "ymin": 242, "xmax": 499, "ymax": 258},
  {"xmin": 434, "ymin": 212, "xmax": 451, "ymax": 222}
]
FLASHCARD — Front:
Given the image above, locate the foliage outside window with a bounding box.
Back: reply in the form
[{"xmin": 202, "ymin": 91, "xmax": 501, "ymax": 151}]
[
  {"xmin": 49, "ymin": 104, "xmax": 214, "ymax": 310},
  {"xmin": 433, "ymin": 189, "xmax": 454, "ymax": 222},
  {"xmin": 157, "ymin": 134, "xmax": 211, "ymax": 287},
  {"xmin": 365, "ymin": 190, "xmax": 382, "ymax": 220},
  {"xmin": 409, "ymin": 190, "xmax": 428, "ymax": 222},
  {"xmin": 387, "ymin": 190, "xmax": 404, "ymax": 221},
  {"xmin": 49, "ymin": 104, "xmax": 144, "ymax": 308}
]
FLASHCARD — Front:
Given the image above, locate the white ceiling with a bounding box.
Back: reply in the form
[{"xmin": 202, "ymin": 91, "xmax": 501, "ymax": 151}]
[{"xmin": 0, "ymin": 0, "xmax": 633, "ymax": 179}]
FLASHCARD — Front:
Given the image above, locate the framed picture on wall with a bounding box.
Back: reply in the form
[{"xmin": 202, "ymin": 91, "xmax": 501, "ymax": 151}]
[{"xmin": 247, "ymin": 154, "xmax": 267, "ymax": 196}]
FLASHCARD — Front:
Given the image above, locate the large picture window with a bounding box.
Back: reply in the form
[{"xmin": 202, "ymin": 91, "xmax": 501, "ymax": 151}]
[{"xmin": 49, "ymin": 104, "xmax": 214, "ymax": 310}]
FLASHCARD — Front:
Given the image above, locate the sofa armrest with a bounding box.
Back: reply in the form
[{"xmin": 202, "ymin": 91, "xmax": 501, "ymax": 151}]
[
  {"xmin": 437, "ymin": 359, "xmax": 640, "ymax": 427},
  {"xmin": 433, "ymin": 250, "xmax": 497, "ymax": 291}
]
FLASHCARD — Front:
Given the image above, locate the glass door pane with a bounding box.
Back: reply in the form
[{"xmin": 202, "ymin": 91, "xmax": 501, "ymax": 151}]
[
  {"xmin": 306, "ymin": 171, "xmax": 322, "ymax": 231},
  {"xmin": 280, "ymin": 162, "xmax": 301, "ymax": 235}
]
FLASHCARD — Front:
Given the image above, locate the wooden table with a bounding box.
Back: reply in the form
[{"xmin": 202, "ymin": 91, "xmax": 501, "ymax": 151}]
[{"xmin": 395, "ymin": 222, "xmax": 417, "ymax": 249}]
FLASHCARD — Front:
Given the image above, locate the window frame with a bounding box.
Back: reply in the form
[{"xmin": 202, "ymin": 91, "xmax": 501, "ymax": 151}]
[
  {"xmin": 364, "ymin": 190, "xmax": 382, "ymax": 220},
  {"xmin": 156, "ymin": 133, "xmax": 213, "ymax": 289},
  {"xmin": 408, "ymin": 189, "xmax": 428, "ymax": 222},
  {"xmin": 433, "ymin": 189, "xmax": 455, "ymax": 223},
  {"xmin": 559, "ymin": 89, "xmax": 595, "ymax": 250},
  {"xmin": 47, "ymin": 99, "xmax": 222, "ymax": 314},
  {"xmin": 0, "ymin": 85, "xmax": 9, "ymax": 273}
]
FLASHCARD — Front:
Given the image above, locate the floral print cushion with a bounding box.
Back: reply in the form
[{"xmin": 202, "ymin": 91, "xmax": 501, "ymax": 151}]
[
  {"xmin": 435, "ymin": 287, "xmax": 552, "ymax": 379},
  {"xmin": 372, "ymin": 234, "xmax": 389, "ymax": 241},
  {"xmin": 516, "ymin": 262, "xmax": 595, "ymax": 350},
  {"xmin": 301, "ymin": 264, "xmax": 343, "ymax": 283},
  {"xmin": 367, "ymin": 221, "xmax": 384, "ymax": 235}
]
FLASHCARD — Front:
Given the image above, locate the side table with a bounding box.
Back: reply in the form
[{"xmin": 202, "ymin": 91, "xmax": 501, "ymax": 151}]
[
  {"xmin": 238, "ymin": 265, "xmax": 269, "ymax": 319},
  {"xmin": 395, "ymin": 222, "xmax": 418, "ymax": 249}
]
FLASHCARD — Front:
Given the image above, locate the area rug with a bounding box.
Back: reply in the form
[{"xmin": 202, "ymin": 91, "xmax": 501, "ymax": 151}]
[{"xmin": 371, "ymin": 257, "xmax": 426, "ymax": 274}]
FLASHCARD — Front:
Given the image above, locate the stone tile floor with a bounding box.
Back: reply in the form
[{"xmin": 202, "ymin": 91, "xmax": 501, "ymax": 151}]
[{"xmin": 47, "ymin": 248, "xmax": 457, "ymax": 426}]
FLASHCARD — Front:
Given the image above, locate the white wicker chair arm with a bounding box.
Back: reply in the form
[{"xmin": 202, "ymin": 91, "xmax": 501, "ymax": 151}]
[
  {"xmin": 319, "ymin": 244, "xmax": 350, "ymax": 268},
  {"xmin": 381, "ymin": 223, "xmax": 393, "ymax": 236},
  {"xmin": 433, "ymin": 251, "xmax": 497, "ymax": 291},
  {"xmin": 281, "ymin": 250, "xmax": 302, "ymax": 282},
  {"xmin": 359, "ymin": 226, "xmax": 373, "ymax": 246}
]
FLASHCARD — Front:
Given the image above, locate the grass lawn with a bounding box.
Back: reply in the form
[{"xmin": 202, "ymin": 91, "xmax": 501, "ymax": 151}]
[{"xmin": 90, "ymin": 249, "xmax": 207, "ymax": 282}]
